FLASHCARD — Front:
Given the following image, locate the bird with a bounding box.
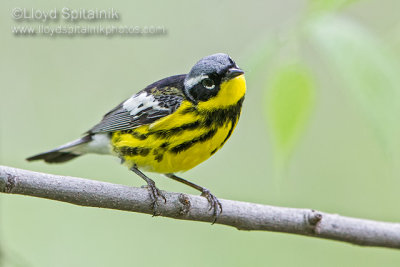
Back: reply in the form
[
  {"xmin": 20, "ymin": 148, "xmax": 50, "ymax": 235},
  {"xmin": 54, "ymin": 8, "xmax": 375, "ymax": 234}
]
[{"xmin": 27, "ymin": 53, "xmax": 246, "ymax": 221}]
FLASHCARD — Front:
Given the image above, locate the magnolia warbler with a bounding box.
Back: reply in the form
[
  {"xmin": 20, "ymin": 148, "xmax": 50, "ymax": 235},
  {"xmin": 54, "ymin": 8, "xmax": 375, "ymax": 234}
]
[{"xmin": 27, "ymin": 53, "xmax": 246, "ymax": 220}]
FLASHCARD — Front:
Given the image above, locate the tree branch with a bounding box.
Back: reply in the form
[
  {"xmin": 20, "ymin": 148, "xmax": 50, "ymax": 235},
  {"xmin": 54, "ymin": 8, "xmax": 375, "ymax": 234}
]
[{"xmin": 1, "ymin": 165, "xmax": 399, "ymax": 249}]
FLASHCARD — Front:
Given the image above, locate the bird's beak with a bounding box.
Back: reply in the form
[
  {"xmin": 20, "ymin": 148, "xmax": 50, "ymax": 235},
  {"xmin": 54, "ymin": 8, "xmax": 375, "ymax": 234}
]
[{"xmin": 225, "ymin": 68, "xmax": 244, "ymax": 79}]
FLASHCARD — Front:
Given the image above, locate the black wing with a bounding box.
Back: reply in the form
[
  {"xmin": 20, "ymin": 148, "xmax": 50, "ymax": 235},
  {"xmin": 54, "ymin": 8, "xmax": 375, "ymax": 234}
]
[{"xmin": 88, "ymin": 74, "xmax": 186, "ymax": 134}]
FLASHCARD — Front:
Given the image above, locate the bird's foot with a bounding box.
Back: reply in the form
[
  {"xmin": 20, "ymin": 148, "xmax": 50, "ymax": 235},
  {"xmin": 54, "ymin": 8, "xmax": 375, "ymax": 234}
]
[
  {"xmin": 144, "ymin": 180, "xmax": 166, "ymax": 216},
  {"xmin": 201, "ymin": 189, "xmax": 222, "ymax": 224}
]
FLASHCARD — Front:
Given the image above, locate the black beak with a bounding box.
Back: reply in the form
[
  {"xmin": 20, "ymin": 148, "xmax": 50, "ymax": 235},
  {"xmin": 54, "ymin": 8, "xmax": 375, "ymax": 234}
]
[{"xmin": 225, "ymin": 68, "xmax": 244, "ymax": 79}]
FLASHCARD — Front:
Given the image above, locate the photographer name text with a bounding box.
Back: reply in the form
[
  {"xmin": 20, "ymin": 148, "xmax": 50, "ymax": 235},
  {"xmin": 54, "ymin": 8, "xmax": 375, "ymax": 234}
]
[{"xmin": 12, "ymin": 7, "xmax": 120, "ymax": 22}]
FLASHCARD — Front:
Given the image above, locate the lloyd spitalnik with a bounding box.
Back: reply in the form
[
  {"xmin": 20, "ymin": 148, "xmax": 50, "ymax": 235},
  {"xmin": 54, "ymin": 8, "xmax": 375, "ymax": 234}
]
[{"xmin": 15, "ymin": 7, "xmax": 119, "ymax": 22}]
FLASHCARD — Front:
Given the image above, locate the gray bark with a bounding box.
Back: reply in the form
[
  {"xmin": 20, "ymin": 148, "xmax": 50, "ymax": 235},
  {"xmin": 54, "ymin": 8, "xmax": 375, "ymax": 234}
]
[{"xmin": 1, "ymin": 165, "xmax": 399, "ymax": 249}]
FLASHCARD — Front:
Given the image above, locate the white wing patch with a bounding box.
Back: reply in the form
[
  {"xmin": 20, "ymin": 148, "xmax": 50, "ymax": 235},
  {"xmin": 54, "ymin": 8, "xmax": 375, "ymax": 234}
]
[{"xmin": 122, "ymin": 92, "xmax": 165, "ymax": 118}]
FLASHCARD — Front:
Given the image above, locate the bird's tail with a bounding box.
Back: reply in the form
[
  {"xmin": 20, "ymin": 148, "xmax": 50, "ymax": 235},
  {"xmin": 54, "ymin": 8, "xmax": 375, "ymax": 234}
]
[{"xmin": 26, "ymin": 135, "xmax": 92, "ymax": 163}]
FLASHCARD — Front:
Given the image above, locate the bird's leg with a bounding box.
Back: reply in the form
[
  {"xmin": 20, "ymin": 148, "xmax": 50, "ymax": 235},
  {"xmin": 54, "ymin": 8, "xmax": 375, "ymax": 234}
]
[
  {"xmin": 131, "ymin": 167, "xmax": 166, "ymax": 215},
  {"xmin": 165, "ymin": 173, "xmax": 222, "ymax": 223}
]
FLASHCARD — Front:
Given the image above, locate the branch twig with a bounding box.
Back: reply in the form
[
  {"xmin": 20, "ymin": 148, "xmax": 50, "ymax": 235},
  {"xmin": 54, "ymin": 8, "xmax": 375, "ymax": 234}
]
[{"xmin": 1, "ymin": 165, "xmax": 399, "ymax": 249}]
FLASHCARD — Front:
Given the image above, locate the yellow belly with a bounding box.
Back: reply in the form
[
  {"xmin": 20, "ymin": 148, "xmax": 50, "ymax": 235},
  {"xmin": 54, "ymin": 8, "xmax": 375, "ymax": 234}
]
[{"xmin": 111, "ymin": 118, "xmax": 235, "ymax": 173}]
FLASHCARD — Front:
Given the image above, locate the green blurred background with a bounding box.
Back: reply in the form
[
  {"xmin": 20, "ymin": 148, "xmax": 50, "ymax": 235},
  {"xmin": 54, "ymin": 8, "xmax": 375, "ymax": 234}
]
[{"xmin": 1, "ymin": 0, "xmax": 400, "ymax": 266}]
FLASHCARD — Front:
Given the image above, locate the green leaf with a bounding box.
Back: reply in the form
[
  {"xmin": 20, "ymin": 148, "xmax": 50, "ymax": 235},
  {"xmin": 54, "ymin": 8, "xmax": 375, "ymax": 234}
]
[
  {"xmin": 308, "ymin": 16, "xmax": 400, "ymax": 156},
  {"xmin": 266, "ymin": 63, "xmax": 316, "ymax": 171}
]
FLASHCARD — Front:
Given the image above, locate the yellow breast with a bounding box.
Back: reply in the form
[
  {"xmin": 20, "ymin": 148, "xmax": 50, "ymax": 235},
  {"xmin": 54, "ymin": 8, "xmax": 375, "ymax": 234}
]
[{"xmin": 111, "ymin": 75, "xmax": 246, "ymax": 173}]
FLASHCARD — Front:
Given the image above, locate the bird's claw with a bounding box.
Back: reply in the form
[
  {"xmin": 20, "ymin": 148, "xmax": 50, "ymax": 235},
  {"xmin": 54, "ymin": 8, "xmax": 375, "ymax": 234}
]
[
  {"xmin": 201, "ymin": 189, "xmax": 222, "ymax": 224},
  {"xmin": 145, "ymin": 180, "xmax": 166, "ymax": 216}
]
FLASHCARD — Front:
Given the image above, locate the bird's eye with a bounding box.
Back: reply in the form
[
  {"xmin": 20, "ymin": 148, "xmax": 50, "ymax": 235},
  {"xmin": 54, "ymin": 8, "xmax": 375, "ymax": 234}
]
[{"xmin": 201, "ymin": 78, "xmax": 215, "ymax": 90}]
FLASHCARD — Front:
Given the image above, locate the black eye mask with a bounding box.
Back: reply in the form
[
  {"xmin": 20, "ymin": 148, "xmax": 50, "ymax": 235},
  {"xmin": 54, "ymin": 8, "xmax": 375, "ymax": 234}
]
[{"xmin": 188, "ymin": 73, "xmax": 222, "ymax": 103}]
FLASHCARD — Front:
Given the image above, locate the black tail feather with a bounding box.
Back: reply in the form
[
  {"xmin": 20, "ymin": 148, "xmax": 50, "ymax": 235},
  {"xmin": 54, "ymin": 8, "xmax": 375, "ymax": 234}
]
[
  {"xmin": 26, "ymin": 135, "xmax": 92, "ymax": 163},
  {"xmin": 26, "ymin": 151, "xmax": 81, "ymax": 163}
]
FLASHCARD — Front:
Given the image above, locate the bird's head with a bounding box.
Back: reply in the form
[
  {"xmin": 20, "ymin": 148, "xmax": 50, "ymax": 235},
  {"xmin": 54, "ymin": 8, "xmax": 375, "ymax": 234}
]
[{"xmin": 183, "ymin": 53, "xmax": 246, "ymax": 108}]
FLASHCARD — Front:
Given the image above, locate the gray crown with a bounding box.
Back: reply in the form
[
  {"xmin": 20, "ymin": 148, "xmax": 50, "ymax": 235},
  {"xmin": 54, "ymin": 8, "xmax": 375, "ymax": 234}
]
[{"xmin": 186, "ymin": 53, "xmax": 235, "ymax": 80}]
